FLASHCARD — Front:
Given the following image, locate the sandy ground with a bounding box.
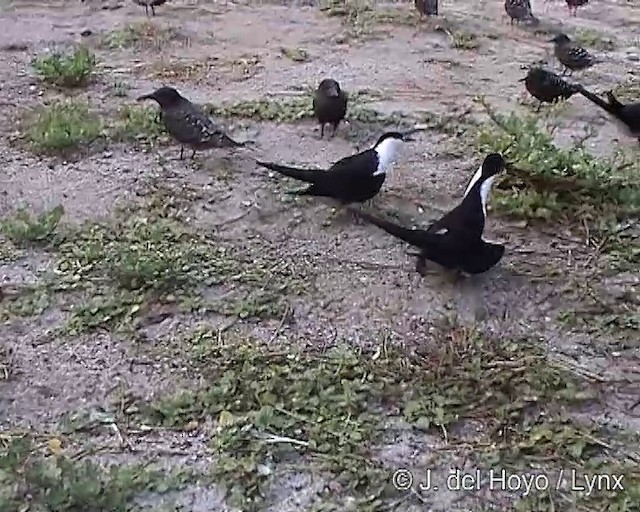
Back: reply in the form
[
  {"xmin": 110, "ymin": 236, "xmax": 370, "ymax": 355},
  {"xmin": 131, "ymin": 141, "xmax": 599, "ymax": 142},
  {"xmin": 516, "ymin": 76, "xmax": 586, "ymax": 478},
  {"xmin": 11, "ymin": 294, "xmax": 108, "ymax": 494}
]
[{"xmin": 0, "ymin": 0, "xmax": 638, "ymax": 511}]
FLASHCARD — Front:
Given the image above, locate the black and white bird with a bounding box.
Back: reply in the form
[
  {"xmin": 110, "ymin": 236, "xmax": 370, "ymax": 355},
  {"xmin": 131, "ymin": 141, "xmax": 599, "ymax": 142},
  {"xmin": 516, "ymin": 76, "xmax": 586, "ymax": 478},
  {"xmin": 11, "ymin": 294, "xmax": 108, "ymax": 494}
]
[
  {"xmin": 504, "ymin": 0, "xmax": 539, "ymax": 25},
  {"xmin": 415, "ymin": 0, "xmax": 438, "ymax": 17},
  {"xmin": 133, "ymin": 0, "xmax": 167, "ymax": 16},
  {"xmin": 313, "ymin": 78, "xmax": 348, "ymax": 139},
  {"xmin": 255, "ymin": 131, "xmax": 414, "ymax": 205},
  {"xmin": 137, "ymin": 86, "xmax": 247, "ymax": 160},
  {"xmin": 350, "ymin": 153, "xmax": 507, "ymax": 276},
  {"xmin": 550, "ymin": 33, "xmax": 598, "ymax": 75},
  {"xmin": 521, "ymin": 67, "xmax": 581, "ymax": 110},
  {"xmin": 578, "ymin": 88, "xmax": 640, "ymax": 144}
]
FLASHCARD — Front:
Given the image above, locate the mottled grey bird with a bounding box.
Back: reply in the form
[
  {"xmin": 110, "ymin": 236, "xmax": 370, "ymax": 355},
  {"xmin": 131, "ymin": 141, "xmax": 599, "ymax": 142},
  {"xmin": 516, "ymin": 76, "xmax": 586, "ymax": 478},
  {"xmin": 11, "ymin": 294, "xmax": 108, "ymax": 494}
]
[
  {"xmin": 566, "ymin": 0, "xmax": 589, "ymax": 16},
  {"xmin": 504, "ymin": 0, "xmax": 539, "ymax": 25},
  {"xmin": 137, "ymin": 86, "xmax": 247, "ymax": 160},
  {"xmin": 550, "ymin": 33, "xmax": 598, "ymax": 75},
  {"xmin": 415, "ymin": 0, "xmax": 438, "ymax": 16},
  {"xmin": 520, "ymin": 67, "xmax": 581, "ymax": 110},
  {"xmin": 133, "ymin": 0, "xmax": 167, "ymax": 16},
  {"xmin": 578, "ymin": 89, "xmax": 640, "ymax": 144},
  {"xmin": 312, "ymin": 78, "xmax": 348, "ymax": 139}
]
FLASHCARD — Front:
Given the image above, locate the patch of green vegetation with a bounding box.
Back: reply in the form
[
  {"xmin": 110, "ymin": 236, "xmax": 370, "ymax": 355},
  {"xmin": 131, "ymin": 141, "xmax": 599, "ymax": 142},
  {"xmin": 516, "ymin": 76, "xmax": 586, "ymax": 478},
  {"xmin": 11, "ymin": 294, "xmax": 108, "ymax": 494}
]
[
  {"xmin": 0, "ymin": 344, "xmax": 12, "ymax": 380},
  {"xmin": 141, "ymin": 323, "xmax": 637, "ymax": 511},
  {"xmin": 279, "ymin": 47, "xmax": 310, "ymax": 62},
  {"xmin": 22, "ymin": 101, "xmax": 102, "ymax": 153},
  {"xmin": 320, "ymin": 0, "xmax": 381, "ymax": 40},
  {"xmin": 101, "ymin": 22, "xmax": 185, "ymax": 50},
  {"xmin": 110, "ymin": 80, "xmax": 130, "ymax": 97},
  {"xmin": 558, "ymin": 277, "xmax": 639, "ymax": 347},
  {"xmin": 438, "ymin": 27, "xmax": 480, "ymax": 50},
  {"xmin": 573, "ymin": 28, "xmax": 616, "ymax": 51},
  {"xmin": 22, "ymin": 184, "xmax": 306, "ymax": 334},
  {"xmin": 110, "ymin": 104, "xmax": 165, "ymax": 142},
  {"xmin": 613, "ymin": 79, "xmax": 640, "ymax": 102},
  {"xmin": 31, "ymin": 45, "xmax": 96, "ymax": 88},
  {"xmin": 206, "ymin": 92, "xmax": 464, "ymax": 135},
  {"xmin": 475, "ymin": 99, "xmax": 640, "ymax": 222},
  {"xmin": 1, "ymin": 205, "xmax": 64, "ymax": 246},
  {"xmin": 0, "ymin": 285, "xmax": 51, "ymax": 321},
  {"xmin": 0, "ymin": 436, "xmax": 175, "ymax": 512},
  {"xmin": 207, "ymin": 96, "xmax": 313, "ymax": 123}
]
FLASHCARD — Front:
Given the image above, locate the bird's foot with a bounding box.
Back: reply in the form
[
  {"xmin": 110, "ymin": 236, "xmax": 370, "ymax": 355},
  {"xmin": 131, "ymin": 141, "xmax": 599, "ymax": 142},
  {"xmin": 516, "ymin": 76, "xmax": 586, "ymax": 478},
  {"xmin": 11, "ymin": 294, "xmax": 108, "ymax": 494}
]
[{"xmin": 415, "ymin": 258, "xmax": 428, "ymax": 276}]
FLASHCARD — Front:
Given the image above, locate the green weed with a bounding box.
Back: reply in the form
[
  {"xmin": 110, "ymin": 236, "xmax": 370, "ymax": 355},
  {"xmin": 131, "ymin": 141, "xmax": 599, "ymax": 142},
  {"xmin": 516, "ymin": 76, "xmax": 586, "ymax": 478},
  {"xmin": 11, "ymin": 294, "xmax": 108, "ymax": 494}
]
[
  {"xmin": 573, "ymin": 28, "xmax": 616, "ymax": 51},
  {"xmin": 32, "ymin": 45, "xmax": 96, "ymax": 88},
  {"xmin": 280, "ymin": 47, "xmax": 310, "ymax": 62},
  {"xmin": 141, "ymin": 324, "xmax": 637, "ymax": 511},
  {"xmin": 0, "ymin": 436, "xmax": 165, "ymax": 512},
  {"xmin": 23, "ymin": 101, "xmax": 102, "ymax": 153},
  {"xmin": 101, "ymin": 22, "xmax": 186, "ymax": 50},
  {"xmin": 475, "ymin": 99, "xmax": 640, "ymax": 221},
  {"xmin": 1, "ymin": 205, "xmax": 64, "ymax": 246},
  {"xmin": 110, "ymin": 104, "xmax": 165, "ymax": 142}
]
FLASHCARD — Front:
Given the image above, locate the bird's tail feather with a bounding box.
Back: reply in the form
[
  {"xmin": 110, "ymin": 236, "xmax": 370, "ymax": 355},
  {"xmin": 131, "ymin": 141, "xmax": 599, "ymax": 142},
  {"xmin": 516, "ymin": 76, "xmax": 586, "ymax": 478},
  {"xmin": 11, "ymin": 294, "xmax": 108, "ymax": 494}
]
[
  {"xmin": 577, "ymin": 87, "xmax": 622, "ymax": 116},
  {"xmin": 255, "ymin": 160, "xmax": 325, "ymax": 184},
  {"xmin": 349, "ymin": 208, "xmax": 429, "ymax": 248}
]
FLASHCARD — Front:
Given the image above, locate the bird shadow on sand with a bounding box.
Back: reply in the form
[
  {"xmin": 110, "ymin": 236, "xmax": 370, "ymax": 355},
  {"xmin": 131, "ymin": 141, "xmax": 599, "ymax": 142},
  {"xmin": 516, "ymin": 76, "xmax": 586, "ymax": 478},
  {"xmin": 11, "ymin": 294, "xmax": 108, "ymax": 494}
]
[{"xmin": 418, "ymin": 261, "xmax": 553, "ymax": 325}]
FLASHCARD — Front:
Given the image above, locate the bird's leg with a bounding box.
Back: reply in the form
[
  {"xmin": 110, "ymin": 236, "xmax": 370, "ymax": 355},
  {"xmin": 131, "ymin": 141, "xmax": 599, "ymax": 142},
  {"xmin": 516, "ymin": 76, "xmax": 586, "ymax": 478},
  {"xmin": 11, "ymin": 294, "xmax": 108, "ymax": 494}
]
[
  {"xmin": 152, "ymin": 4, "xmax": 156, "ymax": 16},
  {"xmin": 190, "ymin": 149, "xmax": 197, "ymax": 160},
  {"xmin": 331, "ymin": 122, "xmax": 338, "ymax": 139},
  {"xmin": 144, "ymin": 5, "xmax": 149, "ymax": 16},
  {"xmin": 319, "ymin": 123, "xmax": 325, "ymax": 140},
  {"xmin": 536, "ymin": 102, "xmax": 542, "ymax": 113},
  {"xmin": 415, "ymin": 257, "xmax": 428, "ymax": 277},
  {"xmin": 179, "ymin": 146, "xmax": 185, "ymax": 160}
]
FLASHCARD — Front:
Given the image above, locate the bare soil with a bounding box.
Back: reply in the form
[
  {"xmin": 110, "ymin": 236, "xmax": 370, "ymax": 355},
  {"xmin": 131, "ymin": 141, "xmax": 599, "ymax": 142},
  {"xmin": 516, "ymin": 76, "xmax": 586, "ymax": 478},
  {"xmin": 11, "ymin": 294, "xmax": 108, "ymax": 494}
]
[{"xmin": 0, "ymin": 0, "xmax": 638, "ymax": 511}]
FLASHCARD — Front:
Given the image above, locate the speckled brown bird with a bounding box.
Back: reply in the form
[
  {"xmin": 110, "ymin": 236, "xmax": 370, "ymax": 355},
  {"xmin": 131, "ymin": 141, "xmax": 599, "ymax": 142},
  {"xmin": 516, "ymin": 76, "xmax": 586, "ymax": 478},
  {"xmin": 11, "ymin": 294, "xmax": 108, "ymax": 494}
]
[
  {"xmin": 133, "ymin": 0, "xmax": 167, "ymax": 16},
  {"xmin": 312, "ymin": 78, "xmax": 348, "ymax": 139},
  {"xmin": 566, "ymin": 0, "xmax": 589, "ymax": 16},
  {"xmin": 550, "ymin": 33, "xmax": 598, "ymax": 75},
  {"xmin": 520, "ymin": 67, "xmax": 581, "ymax": 110},
  {"xmin": 504, "ymin": 0, "xmax": 539, "ymax": 25},
  {"xmin": 415, "ymin": 0, "xmax": 438, "ymax": 17},
  {"xmin": 137, "ymin": 86, "xmax": 247, "ymax": 160}
]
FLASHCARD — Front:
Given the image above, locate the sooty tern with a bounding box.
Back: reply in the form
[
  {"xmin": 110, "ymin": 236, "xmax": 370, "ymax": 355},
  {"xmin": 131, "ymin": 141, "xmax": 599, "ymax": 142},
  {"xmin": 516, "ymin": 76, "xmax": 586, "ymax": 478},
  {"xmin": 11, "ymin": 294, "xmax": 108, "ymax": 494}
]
[
  {"xmin": 350, "ymin": 153, "xmax": 508, "ymax": 275},
  {"xmin": 255, "ymin": 130, "xmax": 418, "ymax": 205}
]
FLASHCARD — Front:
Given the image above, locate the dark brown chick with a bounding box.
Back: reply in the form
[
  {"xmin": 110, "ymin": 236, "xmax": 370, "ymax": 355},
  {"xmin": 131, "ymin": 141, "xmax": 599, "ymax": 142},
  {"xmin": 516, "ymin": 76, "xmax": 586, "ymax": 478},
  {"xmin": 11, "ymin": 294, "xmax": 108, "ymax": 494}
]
[
  {"xmin": 415, "ymin": 0, "xmax": 438, "ymax": 16},
  {"xmin": 312, "ymin": 78, "xmax": 348, "ymax": 139}
]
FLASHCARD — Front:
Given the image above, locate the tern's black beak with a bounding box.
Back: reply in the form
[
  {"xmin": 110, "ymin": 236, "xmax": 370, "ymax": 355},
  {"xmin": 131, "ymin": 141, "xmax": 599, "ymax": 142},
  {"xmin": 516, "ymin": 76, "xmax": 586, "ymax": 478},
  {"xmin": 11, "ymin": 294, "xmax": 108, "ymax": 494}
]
[
  {"xmin": 505, "ymin": 161, "xmax": 516, "ymax": 172},
  {"xmin": 517, "ymin": 77, "xmax": 526, "ymax": 82},
  {"xmin": 137, "ymin": 93, "xmax": 154, "ymax": 102}
]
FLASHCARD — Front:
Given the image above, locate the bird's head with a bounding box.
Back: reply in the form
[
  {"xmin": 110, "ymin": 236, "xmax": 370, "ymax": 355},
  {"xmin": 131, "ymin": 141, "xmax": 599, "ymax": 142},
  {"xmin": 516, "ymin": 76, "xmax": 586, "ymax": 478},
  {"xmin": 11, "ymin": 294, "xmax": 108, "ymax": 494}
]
[
  {"xmin": 481, "ymin": 153, "xmax": 507, "ymax": 179},
  {"xmin": 462, "ymin": 153, "xmax": 507, "ymax": 214},
  {"xmin": 549, "ymin": 33, "xmax": 570, "ymax": 45},
  {"xmin": 137, "ymin": 86, "xmax": 182, "ymax": 107},
  {"xmin": 371, "ymin": 132, "xmax": 412, "ymax": 173},
  {"xmin": 318, "ymin": 78, "xmax": 342, "ymax": 98}
]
